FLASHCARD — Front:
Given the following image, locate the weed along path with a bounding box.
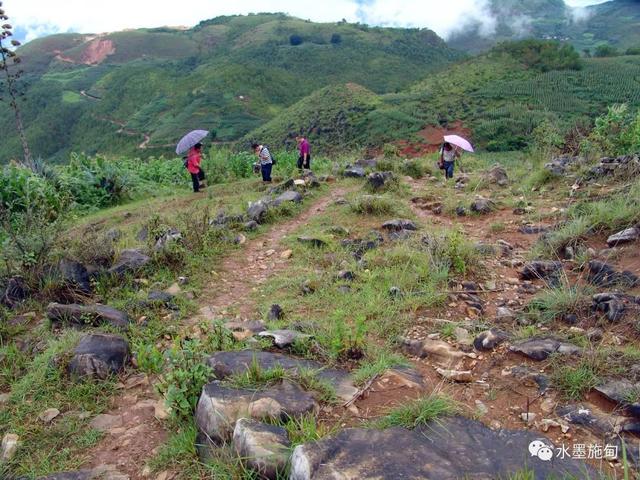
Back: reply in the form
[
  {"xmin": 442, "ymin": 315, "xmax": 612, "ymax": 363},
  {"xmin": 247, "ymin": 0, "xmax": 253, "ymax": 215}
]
[{"xmin": 82, "ymin": 183, "xmax": 353, "ymax": 480}]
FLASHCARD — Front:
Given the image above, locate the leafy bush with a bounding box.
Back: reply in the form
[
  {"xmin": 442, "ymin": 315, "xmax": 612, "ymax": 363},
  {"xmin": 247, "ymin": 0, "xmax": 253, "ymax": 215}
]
[
  {"xmin": 494, "ymin": 39, "xmax": 583, "ymax": 72},
  {"xmin": 582, "ymin": 104, "xmax": 640, "ymax": 156},
  {"xmin": 594, "ymin": 44, "xmax": 619, "ymax": 58}
]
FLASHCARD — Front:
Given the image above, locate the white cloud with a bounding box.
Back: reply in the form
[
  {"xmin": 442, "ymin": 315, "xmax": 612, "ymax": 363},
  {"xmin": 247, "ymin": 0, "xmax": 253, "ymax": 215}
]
[{"xmin": 5, "ymin": 0, "xmax": 610, "ymax": 44}]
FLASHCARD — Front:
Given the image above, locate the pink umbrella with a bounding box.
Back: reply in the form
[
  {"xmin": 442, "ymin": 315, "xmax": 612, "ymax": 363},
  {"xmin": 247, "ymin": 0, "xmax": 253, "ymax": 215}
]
[{"xmin": 444, "ymin": 134, "xmax": 474, "ymax": 153}]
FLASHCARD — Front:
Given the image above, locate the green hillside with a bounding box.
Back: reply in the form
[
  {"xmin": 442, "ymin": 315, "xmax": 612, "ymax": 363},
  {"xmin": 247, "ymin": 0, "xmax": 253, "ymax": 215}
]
[
  {"xmin": 448, "ymin": 0, "xmax": 640, "ymax": 54},
  {"xmin": 0, "ymin": 14, "xmax": 462, "ymax": 162},
  {"xmin": 248, "ymin": 42, "xmax": 640, "ymax": 152}
]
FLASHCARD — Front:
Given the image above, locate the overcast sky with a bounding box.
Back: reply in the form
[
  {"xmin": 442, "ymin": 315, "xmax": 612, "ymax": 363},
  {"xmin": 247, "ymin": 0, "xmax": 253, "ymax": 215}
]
[{"xmin": 6, "ymin": 0, "xmax": 612, "ymax": 44}]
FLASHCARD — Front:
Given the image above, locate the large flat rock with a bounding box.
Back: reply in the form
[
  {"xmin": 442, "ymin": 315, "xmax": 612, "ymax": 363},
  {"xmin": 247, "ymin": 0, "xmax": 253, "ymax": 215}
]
[
  {"xmin": 509, "ymin": 337, "xmax": 581, "ymax": 361},
  {"xmin": 290, "ymin": 416, "xmax": 596, "ymax": 480},
  {"xmin": 206, "ymin": 350, "xmax": 358, "ymax": 402},
  {"xmin": 47, "ymin": 303, "xmax": 130, "ymax": 328},
  {"xmin": 195, "ymin": 380, "xmax": 318, "ymax": 443}
]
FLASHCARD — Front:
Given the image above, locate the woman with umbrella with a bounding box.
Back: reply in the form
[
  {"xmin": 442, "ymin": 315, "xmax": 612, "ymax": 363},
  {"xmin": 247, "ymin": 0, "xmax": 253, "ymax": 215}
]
[
  {"xmin": 176, "ymin": 130, "xmax": 209, "ymax": 192},
  {"xmin": 438, "ymin": 134, "xmax": 474, "ymax": 180}
]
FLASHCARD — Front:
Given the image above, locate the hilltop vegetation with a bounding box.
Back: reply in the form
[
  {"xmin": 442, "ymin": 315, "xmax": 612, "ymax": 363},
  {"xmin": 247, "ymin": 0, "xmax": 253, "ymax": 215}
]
[
  {"xmin": 0, "ymin": 13, "xmax": 461, "ymax": 162},
  {"xmin": 251, "ymin": 40, "xmax": 640, "ymax": 152}
]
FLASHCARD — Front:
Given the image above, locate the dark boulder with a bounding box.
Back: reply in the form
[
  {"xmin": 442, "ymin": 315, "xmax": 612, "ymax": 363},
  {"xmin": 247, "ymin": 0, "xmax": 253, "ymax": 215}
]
[
  {"xmin": 297, "ymin": 236, "xmax": 327, "ymax": 248},
  {"xmin": 107, "ymin": 249, "xmax": 150, "ymax": 277},
  {"xmin": 520, "ymin": 261, "xmax": 562, "ymax": 281},
  {"xmin": 267, "ymin": 304, "xmax": 284, "ymax": 321},
  {"xmin": 509, "ymin": 337, "xmax": 581, "ymax": 361},
  {"xmin": 607, "ymin": 227, "xmax": 639, "ymax": 247},
  {"xmin": 592, "ymin": 293, "xmax": 626, "ymax": 322},
  {"xmin": 273, "ymin": 190, "xmax": 303, "ymax": 206},
  {"xmin": 343, "ymin": 165, "xmax": 366, "ymax": 178},
  {"xmin": 289, "ymin": 416, "xmax": 595, "ymax": 480},
  {"xmin": 0, "ymin": 276, "xmax": 29, "ymax": 309},
  {"xmin": 381, "ymin": 219, "xmax": 417, "ymax": 232},
  {"xmin": 68, "ymin": 333, "xmax": 129, "ymax": 379},
  {"xmin": 473, "ymin": 328, "xmax": 510, "ymax": 351},
  {"xmin": 47, "ymin": 303, "xmax": 130, "ymax": 328},
  {"xmin": 56, "ymin": 259, "xmax": 92, "ymax": 294},
  {"xmin": 518, "ymin": 225, "xmax": 549, "ymax": 235},
  {"xmin": 233, "ymin": 418, "xmax": 291, "ymax": 479},
  {"xmin": 470, "ymin": 197, "xmax": 495, "ymax": 214},
  {"xmin": 366, "ymin": 171, "xmax": 394, "ymax": 191},
  {"xmin": 247, "ymin": 200, "xmax": 269, "ymax": 224},
  {"xmin": 587, "ymin": 260, "xmax": 639, "ymax": 288},
  {"xmin": 483, "ymin": 164, "xmax": 508, "ymax": 186}
]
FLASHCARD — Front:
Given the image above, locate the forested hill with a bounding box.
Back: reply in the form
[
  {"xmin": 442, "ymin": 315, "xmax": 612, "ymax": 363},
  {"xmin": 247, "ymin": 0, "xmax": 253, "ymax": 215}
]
[
  {"xmin": 0, "ymin": 13, "xmax": 462, "ymax": 162},
  {"xmin": 448, "ymin": 0, "xmax": 640, "ymax": 54}
]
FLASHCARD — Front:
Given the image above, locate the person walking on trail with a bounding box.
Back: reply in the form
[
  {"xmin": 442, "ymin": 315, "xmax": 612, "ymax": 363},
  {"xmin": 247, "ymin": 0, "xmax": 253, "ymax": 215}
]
[
  {"xmin": 187, "ymin": 142, "xmax": 206, "ymax": 192},
  {"xmin": 296, "ymin": 135, "xmax": 311, "ymax": 170},
  {"xmin": 439, "ymin": 142, "xmax": 460, "ymax": 180},
  {"xmin": 252, "ymin": 143, "xmax": 273, "ymax": 183}
]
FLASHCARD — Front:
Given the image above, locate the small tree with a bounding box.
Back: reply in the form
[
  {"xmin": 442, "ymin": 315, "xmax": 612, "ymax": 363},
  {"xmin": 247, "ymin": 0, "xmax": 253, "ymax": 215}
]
[{"xmin": 0, "ymin": 2, "xmax": 34, "ymax": 171}]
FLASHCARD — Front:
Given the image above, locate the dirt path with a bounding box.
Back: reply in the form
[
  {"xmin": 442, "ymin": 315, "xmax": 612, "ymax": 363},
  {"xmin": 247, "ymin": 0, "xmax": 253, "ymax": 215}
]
[{"xmin": 84, "ymin": 185, "xmax": 349, "ymax": 480}]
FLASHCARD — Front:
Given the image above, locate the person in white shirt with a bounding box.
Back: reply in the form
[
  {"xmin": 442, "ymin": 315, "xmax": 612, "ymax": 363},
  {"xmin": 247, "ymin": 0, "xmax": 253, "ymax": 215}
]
[{"xmin": 439, "ymin": 142, "xmax": 460, "ymax": 180}]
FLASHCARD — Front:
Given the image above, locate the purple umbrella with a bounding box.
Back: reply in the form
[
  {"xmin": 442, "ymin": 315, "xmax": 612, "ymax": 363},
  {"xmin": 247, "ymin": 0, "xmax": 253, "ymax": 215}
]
[
  {"xmin": 176, "ymin": 130, "xmax": 209, "ymax": 155},
  {"xmin": 444, "ymin": 134, "xmax": 474, "ymax": 153}
]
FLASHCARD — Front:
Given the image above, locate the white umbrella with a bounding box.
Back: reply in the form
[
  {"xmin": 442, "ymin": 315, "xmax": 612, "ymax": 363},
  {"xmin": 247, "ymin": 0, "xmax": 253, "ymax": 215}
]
[
  {"xmin": 444, "ymin": 134, "xmax": 474, "ymax": 153},
  {"xmin": 176, "ymin": 130, "xmax": 209, "ymax": 155}
]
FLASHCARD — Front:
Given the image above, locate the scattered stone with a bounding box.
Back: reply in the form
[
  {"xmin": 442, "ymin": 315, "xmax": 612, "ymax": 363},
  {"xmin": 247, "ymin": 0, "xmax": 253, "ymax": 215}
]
[
  {"xmin": 244, "ymin": 220, "xmax": 259, "ymax": 231},
  {"xmin": 233, "ymin": 418, "xmax": 290, "ymax": 479},
  {"xmin": 47, "ymin": 303, "xmax": 130, "ymax": 328},
  {"xmin": 195, "ymin": 381, "xmax": 319, "ymax": 443},
  {"xmin": 37, "ymin": 465, "xmax": 129, "ymax": 480},
  {"xmin": 470, "ymin": 196, "xmax": 495, "ymax": 214},
  {"xmin": 483, "ymin": 164, "xmax": 509, "ymax": 186},
  {"xmin": 544, "ymin": 155, "xmax": 581, "ymax": 176},
  {"xmin": 165, "ymin": 283, "xmax": 182, "ymax": 296},
  {"xmin": 454, "ymin": 327, "xmax": 472, "ymax": 348},
  {"xmin": 556, "ymin": 404, "xmax": 623, "ymax": 436},
  {"xmin": 273, "ymin": 190, "xmax": 303, "ymax": 206},
  {"xmin": 1, "ymin": 433, "xmax": 19, "ymax": 461},
  {"xmin": 206, "ymin": 350, "xmax": 357, "ymax": 402},
  {"xmin": 389, "ymin": 286, "xmax": 402, "ymax": 298},
  {"xmin": 400, "ymin": 337, "xmax": 473, "ymax": 366},
  {"xmin": 0, "ymin": 393, "xmax": 9, "ymax": 404},
  {"xmin": 337, "ymin": 270, "xmax": 355, "ymax": 281},
  {"xmin": 587, "ymin": 260, "xmax": 639, "ymax": 288},
  {"xmin": 108, "ymin": 249, "xmax": 151, "ymax": 277},
  {"xmin": 289, "ymin": 416, "xmax": 594, "ymax": 480},
  {"xmin": 455, "ymin": 206, "xmax": 467, "ymax": 216},
  {"xmin": 68, "ymin": 334, "xmax": 129, "ymax": 379},
  {"xmin": 56, "ymin": 259, "xmax": 92, "ymax": 294},
  {"xmin": 541, "ymin": 397, "xmax": 556, "ymax": 415},
  {"xmin": 267, "ymin": 304, "xmax": 284, "ymax": 321},
  {"xmin": 518, "ymin": 225, "xmax": 549, "ymax": 235},
  {"xmin": 473, "ymin": 328, "xmax": 510, "ymax": 351},
  {"xmin": 520, "ymin": 261, "xmax": 562, "ymax": 281},
  {"xmin": 381, "ymin": 219, "xmax": 417, "ymax": 232},
  {"xmin": 280, "ymin": 249, "xmax": 293, "ymax": 259},
  {"xmin": 0, "ymin": 276, "xmax": 29, "ymax": 309},
  {"xmin": 224, "ymin": 320, "xmax": 266, "ymax": 334},
  {"xmin": 258, "ymin": 330, "xmax": 312, "ymax": 348},
  {"xmin": 154, "ymin": 228, "xmax": 182, "ymax": 252},
  {"xmin": 586, "ymin": 153, "xmax": 640, "ymax": 180},
  {"xmin": 520, "ymin": 412, "xmax": 537, "ymax": 424},
  {"xmin": 366, "ymin": 171, "xmax": 394, "ymax": 191},
  {"xmin": 475, "ymin": 400, "xmax": 488, "ymax": 416},
  {"xmin": 509, "ymin": 337, "xmax": 581, "ymax": 361},
  {"xmin": 586, "ymin": 327, "xmax": 604, "ymax": 342},
  {"xmin": 39, "ymin": 408, "xmax": 61, "ymax": 424},
  {"xmin": 436, "ymin": 367, "xmax": 472, "ymax": 382},
  {"xmin": 495, "ymin": 307, "xmax": 515, "ymax": 322},
  {"xmin": 592, "ymin": 293, "xmax": 626, "ymax": 322},
  {"xmin": 247, "ymin": 200, "xmax": 269, "ymax": 224},
  {"xmin": 297, "ymin": 236, "xmax": 327, "ymax": 248},
  {"xmin": 381, "ymin": 366, "xmax": 425, "ymax": 389},
  {"xmin": 341, "ymin": 231, "xmax": 383, "ymax": 259},
  {"xmin": 607, "ymin": 227, "xmax": 639, "ymax": 247},
  {"xmin": 325, "ymin": 226, "xmax": 350, "ymax": 236},
  {"xmin": 594, "ymin": 378, "xmax": 640, "ymax": 417},
  {"xmin": 147, "ymin": 290, "xmax": 175, "ymax": 307},
  {"xmin": 90, "ymin": 413, "xmax": 123, "ymax": 432},
  {"xmin": 343, "ymin": 165, "xmax": 366, "ymax": 178}
]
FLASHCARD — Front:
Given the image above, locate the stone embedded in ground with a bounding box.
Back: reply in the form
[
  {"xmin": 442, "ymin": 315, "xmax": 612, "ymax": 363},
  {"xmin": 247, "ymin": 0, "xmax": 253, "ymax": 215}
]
[
  {"xmin": 108, "ymin": 249, "xmax": 151, "ymax": 277},
  {"xmin": 544, "ymin": 155, "xmax": 580, "ymax": 176},
  {"xmin": 586, "ymin": 153, "xmax": 640, "ymax": 179},
  {"xmin": 343, "ymin": 165, "xmax": 366, "ymax": 178},
  {"xmin": 607, "ymin": 227, "xmax": 639, "ymax": 246},
  {"xmin": 1, "ymin": 276, "xmax": 29, "ymax": 309},
  {"xmin": 195, "ymin": 380, "xmax": 318, "ymax": 443},
  {"xmin": 68, "ymin": 333, "xmax": 129, "ymax": 379},
  {"xmin": 273, "ymin": 190, "xmax": 303, "ymax": 206},
  {"xmin": 509, "ymin": 337, "xmax": 581, "ymax": 361},
  {"xmin": 594, "ymin": 378, "xmax": 640, "ymax": 417},
  {"xmin": 154, "ymin": 228, "xmax": 182, "ymax": 252},
  {"xmin": 289, "ymin": 416, "xmax": 595, "ymax": 480},
  {"xmin": 586, "ymin": 327, "xmax": 604, "ymax": 342},
  {"xmin": 469, "ymin": 196, "xmax": 495, "ymax": 214},
  {"xmin": 146, "ymin": 290, "xmax": 175, "ymax": 307},
  {"xmin": 483, "ymin": 164, "xmax": 509, "ymax": 186},
  {"xmin": 381, "ymin": 366, "xmax": 425, "ymax": 389},
  {"xmin": 381, "ymin": 219, "xmax": 417, "ymax": 232},
  {"xmin": 518, "ymin": 225, "xmax": 549, "ymax": 235},
  {"xmin": 258, "ymin": 330, "xmax": 312, "ymax": 348},
  {"xmin": 587, "ymin": 260, "xmax": 639, "ymax": 288},
  {"xmin": 455, "ymin": 206, "xmax": 467, "ymax": 216},
  {"xmin": 39, "ymin": 408, "xmax": 61, "ymax": 424},
  {"xmin": 224, "ymin": 320, "xmax": 266, "ymax": 334},
  {"xmin": 325, "ymin": 225, "xmax": 350, "ymax": 236},
  {"xmin": 90, "ymin": 413, "xmax": 124, "ymax": 432},
  {"xmin": 592, "ymin": 293, "xmax": 626, "ymax": 321},
  {"xmin": 247, "ymin": 200, "xmax": 269, "ymax": 224},
  {"xmin": 473, "ymin": 328, "xmax": 510, "ymax": 351},
  {"xmin": 454, "ymin": 327, "xmax": 473, "ymax": 348},
  {"xmin": 341, "ymin": 231, "xmax": 384, "ymax": 259},
  {"xmin": 1, "ymin": 433, "xmax": 19, "ymax": 461},
  {"xmin": 47, "ymin": 302, "xmax": 130, "ymax": 328},
  {"xmin": 56, "ymin": 259, "xmax": 92, "ymax": 294},
  {"xmin": 400, "ymin": 337, "xmax": 472, "ymax": 366},
  {"xmin": 436, "ymin": 367, "xmax": 472, "ymax": 382},
  {"xmin": 520, "ymin": 260, "xmax": 562, "ymax": 281},
  {"xmin": 206, "ymin": 350, "xmax": 358, "ymax": 402},
  {"xmin": 388, "ymin": 229, "xmax": 415, "ymax": 241},
  {"xmin": 297, "ymin": 236, "xmax": 328, "ymax": 248},
  {"xmin": 509, "ymin": 366, "xmax": 550, "ymax": 392},
  {"xmin": 495, "ymin": 307, "xmax": 515, "ymax": 321},
  {"xmin": 244, "ymin": 220, "xmax": 259, "ymax": 231},
  {"xmin": 556, "ymin": 404, "xmax": 624, "ymax": 436},
  {"xmin": 37, "ymin": 465, "xmax": 129, "ymax": 480},
  {"xmin": 233, "ymin": 418, "xmax": 291, "ymax": 480}
]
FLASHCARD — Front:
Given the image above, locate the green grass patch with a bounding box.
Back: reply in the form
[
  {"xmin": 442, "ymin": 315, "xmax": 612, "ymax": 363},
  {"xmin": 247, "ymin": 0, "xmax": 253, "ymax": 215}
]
[{"xmin": 375, "ymin": 393, "xmax": 459, "ymax": 429}]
